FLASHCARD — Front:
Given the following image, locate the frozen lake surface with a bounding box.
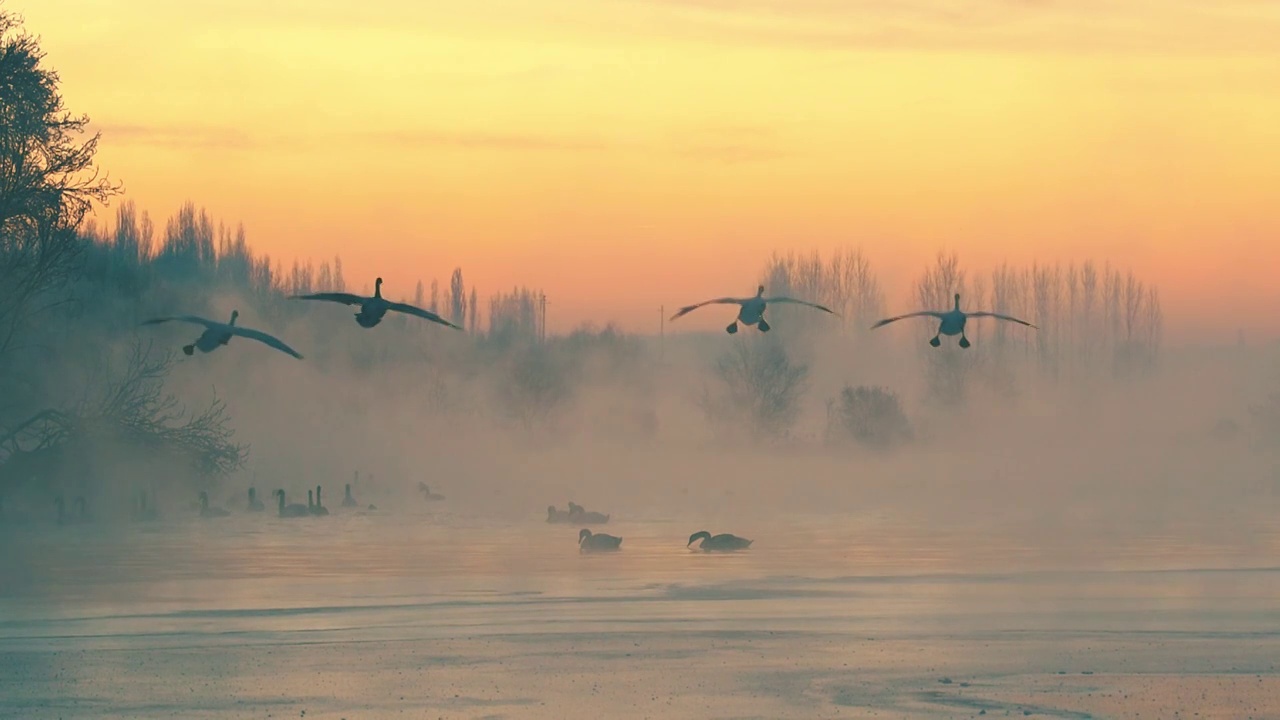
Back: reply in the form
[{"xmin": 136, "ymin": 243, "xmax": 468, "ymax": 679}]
[{"xmin": 3, "ymin": 504, "xmax": 1280, "ymax": 719}]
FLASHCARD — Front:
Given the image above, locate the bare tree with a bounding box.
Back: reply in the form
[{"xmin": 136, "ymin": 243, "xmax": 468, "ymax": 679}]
[
  {"xmin": 0, "ymin": 340, "xmax": 246, "ymax": 488},
  {"xmin": 414, "ymin": 279, "xmax": 425, "ymax": 308},
  {"xmin": 825, "ymin": 385, "xmax": 913, "ymax": 450},
  {"xmin": 487, "ymin": 286, "xmax": 541, "ymax": 348},
  {"xmin": 429, "ymin": 278, "xmax": 439, "ymax": 313},
  {"xmin": 914, "ymin": 251, "xmax": 972, "ymax": 406},
  {"xmin": 497, "ymin": 344, "xmax": 571, "ymax": 430},
  {"xmin": 702, "ymin": 337, "xmax": 809, "ymax": 439},
  {"xmin": 448, "ymin": 267, "xmax": 466, "ymax": 328},
  {"xmin": 331, "ymin": 255, "xmax": 346, "ymax": 293},
  {"xmin": 0, "ymin": 9, "xmax": 122, "ymax": 364},
  {"xmin": 468, "ymin": 286, "xmax": 478, "ymax": 333},
  {"xmin": 758, "ymin": 245, "xmax": 883, "ymax": 337}
]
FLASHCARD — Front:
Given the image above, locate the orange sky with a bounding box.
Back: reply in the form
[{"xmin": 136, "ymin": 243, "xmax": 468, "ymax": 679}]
[{"xmin": 15, "ymin": 0, "xmax": 1280, "ymax": 343}]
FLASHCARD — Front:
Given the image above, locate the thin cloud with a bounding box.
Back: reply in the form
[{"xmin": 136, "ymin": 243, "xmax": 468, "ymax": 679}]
[
  {"xmin": 358, "ymin": 129, "xmax": 621, "ymax": 153},
  {"xmin": 93, "ymin": 123, "xmax": 257, "ymax": 151},
  {"xmin": 607, "ymin": 0, "xmax": 1280, "ymax": 55},
  {"xmin": 667, "ymin": 125, "xmax": 792, "ymax": 165}
]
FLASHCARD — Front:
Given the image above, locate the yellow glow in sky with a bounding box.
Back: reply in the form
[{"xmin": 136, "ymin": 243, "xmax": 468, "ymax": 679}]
[{"xmin": 14, "ymin": 0, "xmax": 1280, "ymax": 341}]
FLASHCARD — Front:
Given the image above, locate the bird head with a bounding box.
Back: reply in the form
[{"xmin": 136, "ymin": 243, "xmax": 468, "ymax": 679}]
[
  {"xmin": 229, "ymin": 310, "xmax": 239, "ymax": 325},
  {"xmin": 687, "ymin": 530, "xmax": 711, "ymax": 547},
  {"xmin": 756, "ymin": 285, "xmax": 765, "ymax": 297},
  {"xmin": 578, "ymin": 528, "xmax": 592, "ymax": 543},
  {"xmin": 953, "ymin": 293, "xmax": 961, "ymax": 310},
  {"xmin": 374, "ymin": 277, "xmax": 384, "ymax": 298}
]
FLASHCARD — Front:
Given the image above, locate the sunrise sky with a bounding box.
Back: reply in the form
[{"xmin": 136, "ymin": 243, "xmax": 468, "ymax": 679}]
[{"xmin": 14, "ymin": 0, "xmax": 1280, "ymax": 342}]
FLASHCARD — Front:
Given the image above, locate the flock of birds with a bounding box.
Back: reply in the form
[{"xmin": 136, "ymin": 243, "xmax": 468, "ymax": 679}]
[
  {"xmin": 138, "ymin": 278, "xmax": 1037, "ymax": 360},
  {"xmin": 545, "ymin": 501, "xmax": 751, "ymax": 554},
  {"xmin": 43, "ymin": 475, "xmax": 455, "ymax": 525},
  {"xmin": 121, "ymin": 277, "xmax": 1036, "ymax": 556},
  {"xmin": 43, "ymin": 484, "xmax": 750, "ymax": 555}
]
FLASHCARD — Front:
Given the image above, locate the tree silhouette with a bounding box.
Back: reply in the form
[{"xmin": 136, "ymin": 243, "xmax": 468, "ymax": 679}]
[
  {"xmin": 0, "ymin": 8, "xmax": 121, "ymax": 364},
  {"xmin": 448, "ymin": 267, "xmax": 466, "ymax": 328}
]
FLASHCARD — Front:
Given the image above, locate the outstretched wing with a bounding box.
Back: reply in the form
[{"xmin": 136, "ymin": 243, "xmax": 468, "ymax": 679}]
[
  {"xmin": 967, "ymin": 311, "xmax": 1038, "ymax": 329},
  {"xmin": 139, "ymin": 315, "xmax": 219, "ymax": 329},
  {"xmin": 669, "ymin": 297, "xmax": 743, "ymax": 321},
  {"xmin": 764, "ymin": 297, "xmax": 840, "ymax": 316},
  {"xmin": 869, "ymin": 311, "xmax": 944, "ymax": 329},
  {"xmin": 228, "ymin": 326, "xmax": 304, "ymax": 359},
  {"xmin": 290, "ymin": 292, "xmax": 365, "ymax": 306},
  {"xmin": 386, "ymin": 301, "xmax": 463, "ymax": 330}
]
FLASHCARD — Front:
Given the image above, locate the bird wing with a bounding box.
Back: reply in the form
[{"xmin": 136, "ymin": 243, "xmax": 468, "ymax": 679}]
[
  {"xmin": 290, "ymin": 292, "xmax": 366, "ymax": 306},
  {"xmin": 139, "ymin": 315, "xmax": 220, "ymax": 329},
  {"xmin": 669, "ymin": 297, "xmax": 743, "ymax": 321},
  {"xmin": 967, "ymin": 311, "xmax": 1038, "ymax": 329},
  {"xmin": 869, "ymin": 311, "xmax": 945, "ymax": 329},
  {"xmin": 385, "ymin": 301, "xmax": 464, "ymax": 330},
  {"xmin": 228, "ymin": 326, "xmax": 305, "ymax": 359},
  {"xmin": 763, "ymin": 297, "xmax": 840, "ymax": 316}
]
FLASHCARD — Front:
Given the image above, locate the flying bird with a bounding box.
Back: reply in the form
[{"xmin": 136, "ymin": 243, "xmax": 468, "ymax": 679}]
[
  {"xmin": 870, "ymin": 293, "xmax": 1036, "ymax": 348},
  {"xmin": 140, "ymin": 311, "xmax": 303, "ymax": 359},
  {"xmin": 669, "ymin": 285, "xmax": 837, "ymax": 334},
  {"xmin": 291, "ymin": 277, "xmax": 462, "ymax": 330}
]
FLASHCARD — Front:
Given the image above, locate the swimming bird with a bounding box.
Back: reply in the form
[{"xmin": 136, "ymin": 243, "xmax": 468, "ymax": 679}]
[
  {"xmin": 687, "ymin": 531, "xmax": 753, "ymax": 552},
  {"xmin": 417, "ymin": 482, "xmax": 445, "ymax": 501},
  {"xmin": 578, "ymin": 528, "xmax": 623, "ymax": 552},
  {"xmin": 275, "ymin": 489, "xmax": 309, "ymax": 518},
  {"xmin": 567, "ymin": 502, "xmax": 610, "ymax": 524},
  {"xmin": 291, "ymin": 277, "xmax": 463, "ymax": 330},
  {"xmin": 199, "ymin": 491, "xmax": 230, "ymax": 518},
  {"xmin": 140, "ymin": 310, "xmax": 303, "ymax": 359},
  {"xmin": 669, "ymin": 285, "xmax": 838, "ymax": 334},
  {"xmin": 135, "ymin": 489, "xmax": 159, "ymax": 521},
  {"xmin": 247, "ymin": 486, "xmax": 265, "ymax": 512},
  {"xmin": 311, "ymin": 485, "xmax": 330, "ymax": 516},
  {"xmin": 342, "ymin": 481, "xmax": 358, "ymax": 508},
  {"xmin": 870, "ymin": 293, "xmax": 1037, "ymax": 348}
]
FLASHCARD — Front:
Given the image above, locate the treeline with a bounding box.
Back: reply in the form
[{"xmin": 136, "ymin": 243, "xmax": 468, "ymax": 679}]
[
  {"xmin": 761, "ymin": 248, "xmax": 1164, "ymax": 383},
  {"xmin": 82, "ymin": 200, "xmax": 546, "ymax": 346}
]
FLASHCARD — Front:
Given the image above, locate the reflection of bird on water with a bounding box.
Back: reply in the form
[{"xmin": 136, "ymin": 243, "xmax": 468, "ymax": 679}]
[
  {"xmin": 547, "ymin": 505, "xmax": 573, "ymax": 523},
  {"xmin": 578, "ymin": 528, "xmax": 623, "ymax": 552},
  {"xmin": 417, "ymin": 483, "xmax": 445, "ymax": 501},
  {"xmin": 687, "ymin": 530, "xmax": 752, "ymax": 552},
  {"xmin": 275, "ymin": 489, "xmax": 309, "ymax": 518},
  {"xmin": 247, "ymin": 486, "xmax": 265, "ymax": 512},
  {"xmin": 568, "ymin": 501, "xmax": 610, "ymax": 524},
  {"xmin": 199, "ymin": 491, "xmax": 230, "ymax": 518},
  {"xmin": 311, "ymin": 485, "xmax": 330, "ymax": 516}
]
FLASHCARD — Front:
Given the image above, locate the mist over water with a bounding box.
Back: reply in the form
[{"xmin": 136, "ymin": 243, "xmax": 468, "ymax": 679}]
[
  {"xmin": 4, "ymin": 6, "xmax": 1280, "ymax": 713},
  {"xmin": 4, "ymin": 311, "xmax": 1280, "ymax": 717}
]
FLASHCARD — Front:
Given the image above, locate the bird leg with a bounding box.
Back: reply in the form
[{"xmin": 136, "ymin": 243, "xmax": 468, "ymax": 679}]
[
  {"xmin": 182, "ymin": 344, "xmax": 196, "ymax": 355},
  {"xmin": 929, "ymin": 335, "xmax": 941, "ymax": 347},
  {"xmin": 725, "ymin": 322, "xmax": 739, "ymax": 334},
  {"xmin": 959, "ymin": 334, "xmax": 971, "ymax": 349},
  {"xmin": 757, "ymin": 319, "xmax": 771, "ymax": 332}
]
